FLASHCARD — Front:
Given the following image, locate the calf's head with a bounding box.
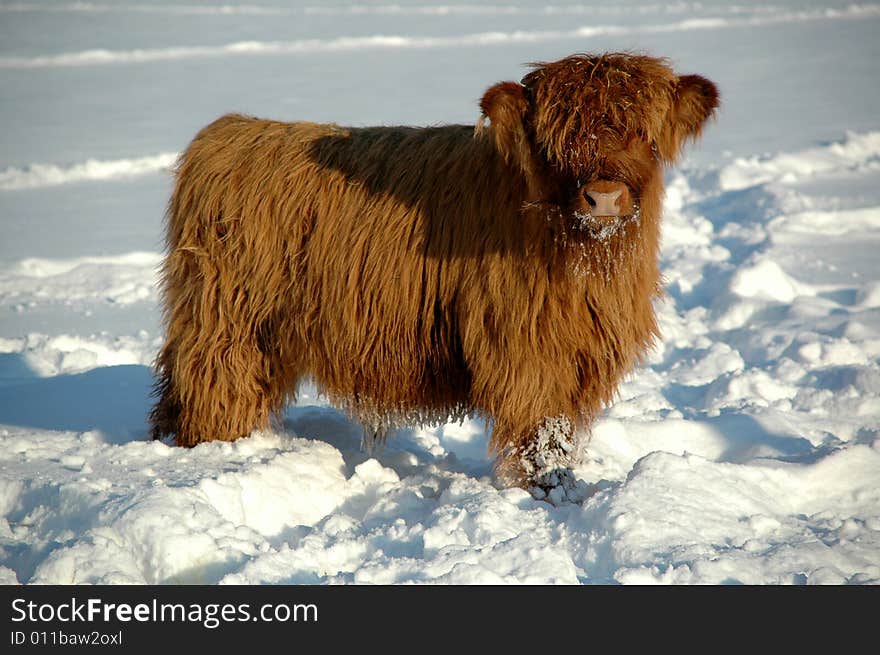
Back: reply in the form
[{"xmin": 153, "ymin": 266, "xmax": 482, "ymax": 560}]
[{"xmin": 478, "ymin": 53, "xmax": 719, "ymax": 235}]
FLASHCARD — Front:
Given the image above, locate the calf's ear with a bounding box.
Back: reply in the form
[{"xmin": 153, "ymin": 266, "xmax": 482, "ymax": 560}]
[
  {"xmin": 655, "ymin": 74, "xmax": 720, "ymax": 163},
  {"xmin": 477, "ymin": 82, "xmax": 536, "ymax": 180}
]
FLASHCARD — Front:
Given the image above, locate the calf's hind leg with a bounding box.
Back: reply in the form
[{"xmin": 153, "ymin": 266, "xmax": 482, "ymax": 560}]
[{"xmin": 150, "ymin": 252, "xmax": 297, "ymax": 446}]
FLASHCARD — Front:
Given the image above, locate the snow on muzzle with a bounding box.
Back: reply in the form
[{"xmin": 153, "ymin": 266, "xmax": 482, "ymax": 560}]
[{"xmin": 573, "ymin": 180, "xmax": 640, "ymax": 240}]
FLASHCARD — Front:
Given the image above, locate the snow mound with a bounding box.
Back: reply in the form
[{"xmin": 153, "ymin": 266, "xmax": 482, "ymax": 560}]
[
  {"xmin": 720, "ymin": 131, "xmax": 880, "ymax": 191},
  {"xmin": 0, "ymin": 154, "xmax": 177, "ymax": 190},
  {"xmin": 729, "ymin": 258, "xmax": 805, "ymax": 303},
  {"xmin": 0, "ymin": 252, "xmax": 161, "ymax": 309},
  {"xmin": 607, "ymin": 447, "xmax": 880, "ymax": 584}
]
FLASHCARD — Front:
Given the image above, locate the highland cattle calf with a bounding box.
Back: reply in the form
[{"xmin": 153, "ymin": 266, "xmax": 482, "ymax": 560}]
[{"xmin": 151, "ymin": 52, "xmax": 719, "ymax": 489}]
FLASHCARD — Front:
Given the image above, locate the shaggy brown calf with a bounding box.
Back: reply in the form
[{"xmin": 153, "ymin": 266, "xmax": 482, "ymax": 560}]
[{"xmin": 151, "ymin": 52, "xmax": 718, "ymax": 488}]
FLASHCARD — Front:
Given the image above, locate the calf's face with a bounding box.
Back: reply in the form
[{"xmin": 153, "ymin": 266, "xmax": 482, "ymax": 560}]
[{"xmin": 478, "ymin": 53, "xmax": 719, "ymax": 233}]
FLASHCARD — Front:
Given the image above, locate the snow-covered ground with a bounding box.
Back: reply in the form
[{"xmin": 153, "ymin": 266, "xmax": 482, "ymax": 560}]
[{"xmin": 1, "ymin": 0, "xmax": 878, "ymax": 585}]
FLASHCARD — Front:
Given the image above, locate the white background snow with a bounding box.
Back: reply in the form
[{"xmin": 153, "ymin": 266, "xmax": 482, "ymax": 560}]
[{"xmin": 1, "ymin": 0, "xmax": 878, "ymax": 585}]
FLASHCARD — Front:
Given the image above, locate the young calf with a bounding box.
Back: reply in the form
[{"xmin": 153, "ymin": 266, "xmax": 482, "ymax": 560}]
[{"xmin": 151, "ymin": 52, "xmax": 719, "ymax": 488}]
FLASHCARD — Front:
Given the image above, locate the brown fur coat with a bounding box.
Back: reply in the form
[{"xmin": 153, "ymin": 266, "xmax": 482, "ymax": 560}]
[{"xmin": 151, "ymin": 53, "xmax": 719, "ymax": 486}]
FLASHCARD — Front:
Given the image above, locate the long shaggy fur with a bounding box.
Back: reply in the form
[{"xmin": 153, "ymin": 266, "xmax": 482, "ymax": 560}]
[{"xmin": 151, "ymin": 52, "xmax": 719, "ymax": 485}]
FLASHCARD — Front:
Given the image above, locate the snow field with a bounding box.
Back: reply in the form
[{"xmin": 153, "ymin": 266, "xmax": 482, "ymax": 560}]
[{"xmin": 1, "ymin": 0, "xmax": 878, "ymax": 585}]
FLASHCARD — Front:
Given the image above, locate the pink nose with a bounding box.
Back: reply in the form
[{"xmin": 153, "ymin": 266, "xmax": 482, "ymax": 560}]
[
  {"xmin": 584, "ymin": 188, "xmax": 623, "ymax": 217},
  {"xmin": 581, "ymin": 181, "xmax": 633, "ymax": 217}
]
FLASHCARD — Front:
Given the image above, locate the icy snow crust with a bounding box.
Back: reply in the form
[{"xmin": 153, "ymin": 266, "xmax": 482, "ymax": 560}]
[{"xmin": 1, "ymin": 0, "xmax": 879, "ymax": 585}]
